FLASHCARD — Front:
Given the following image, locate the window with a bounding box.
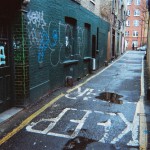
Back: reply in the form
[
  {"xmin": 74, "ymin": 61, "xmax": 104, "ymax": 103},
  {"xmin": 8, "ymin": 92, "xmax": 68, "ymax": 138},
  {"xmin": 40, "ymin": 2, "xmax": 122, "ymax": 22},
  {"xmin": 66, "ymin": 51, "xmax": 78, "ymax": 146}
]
[
  {"xmin": 127, "ymin": 0, "xmax": 132, "ymax": 5},
  {"xmin": 125, "ymin": 31, "xmax": 130, "ymax": 36},
  {"xmin": 133, "ymin": 20, "xmax": 139, "ymax": 26},
  {"xmin": 126, "ymin": 20, "xmax": 130, "ymax": 26},
  {"xmin": 134, "ymin": 9, "xmax": 140, "ymax": 16},
  {"xmin": 135, "ymin": 0, "xmax": 140, "ymax": 5},
  {"xmin": 127, "ymin": 10, "xmax": 130, "ymax": 16},
  {"xmin": 84, "ymin": 23, "xmax": 91, "ymax": 56},
  {"xmin": 65, "ymin": 17, "xmax": 77, "ymax": 55},
  {"xmin": 132, "ymin": 41, "xmax": 138, "ymax": 47},
  {"xmin": 133, "ymin": 31, "xmax": 138, "ymax": 37}
]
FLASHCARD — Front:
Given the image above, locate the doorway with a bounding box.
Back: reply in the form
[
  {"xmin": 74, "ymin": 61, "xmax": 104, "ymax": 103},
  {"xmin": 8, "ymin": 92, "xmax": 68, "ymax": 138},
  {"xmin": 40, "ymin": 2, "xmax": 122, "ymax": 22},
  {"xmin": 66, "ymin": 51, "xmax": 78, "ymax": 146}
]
[
  {"xmin": 0, "ymin": 18, "xmax": 13, "ymax": 112},
  {"xmin": 92, "ymin": 35, "xmax": 96, "ymax": 58}
]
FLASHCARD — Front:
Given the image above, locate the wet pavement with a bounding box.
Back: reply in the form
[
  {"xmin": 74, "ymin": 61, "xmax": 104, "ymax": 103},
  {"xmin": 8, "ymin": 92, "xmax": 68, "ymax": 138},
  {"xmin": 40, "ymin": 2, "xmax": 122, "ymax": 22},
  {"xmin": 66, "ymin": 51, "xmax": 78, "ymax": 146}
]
[{"xmin": 0, "ymin": 51, "xmax": 146, "ymax": 150}]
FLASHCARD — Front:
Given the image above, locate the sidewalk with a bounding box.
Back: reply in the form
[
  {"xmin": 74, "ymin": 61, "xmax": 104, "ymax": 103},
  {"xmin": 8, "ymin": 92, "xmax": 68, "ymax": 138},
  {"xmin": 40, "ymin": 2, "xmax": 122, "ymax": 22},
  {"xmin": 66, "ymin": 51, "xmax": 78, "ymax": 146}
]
[{"xmin": 143, "ymin": 58, "xmax": 150, "ymax": 149}]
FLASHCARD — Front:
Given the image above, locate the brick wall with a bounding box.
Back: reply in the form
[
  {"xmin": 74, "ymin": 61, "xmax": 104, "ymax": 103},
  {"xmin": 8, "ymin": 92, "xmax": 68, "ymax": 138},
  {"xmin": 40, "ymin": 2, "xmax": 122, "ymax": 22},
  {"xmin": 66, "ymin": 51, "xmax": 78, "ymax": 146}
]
[
  {"xmin": 81, "ymin": 0, "xmax": 101, "ymax": 17},
  {"xmin": 23, "ymin": 0, "xmax": 110, "ymax": 102},
  {"xmin": 12, "ymin": 10, "xmax": 29, "ymax": 105}
]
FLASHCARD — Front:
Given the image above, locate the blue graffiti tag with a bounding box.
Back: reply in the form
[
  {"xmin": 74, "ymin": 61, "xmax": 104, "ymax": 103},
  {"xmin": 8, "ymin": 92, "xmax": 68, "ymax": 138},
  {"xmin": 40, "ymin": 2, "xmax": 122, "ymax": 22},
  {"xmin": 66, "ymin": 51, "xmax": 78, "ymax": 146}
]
[
  {"xmin": 38, "ymin": 30, "xmax": 50, "ymax": 63},
  {"xmin": 50, "ymin": 30, "xmax": 58, "ymax": 48}
]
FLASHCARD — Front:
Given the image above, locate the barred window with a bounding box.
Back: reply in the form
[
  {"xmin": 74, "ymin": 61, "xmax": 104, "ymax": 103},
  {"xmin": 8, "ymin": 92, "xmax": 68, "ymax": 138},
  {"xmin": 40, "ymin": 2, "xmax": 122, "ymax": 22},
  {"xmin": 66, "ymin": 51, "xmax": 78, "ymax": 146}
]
[
  {"xmin": 133, "ymin": 31, "xmax": 138, "ymax": 37},
  {"xmin": 126, "ymin": 20, "xmax": 130, "ymax": 26},
  {"xmin": 127, "ymin": 10, "xmax": 130, "ymax": 16},
  {"xmin": 135, "ymin": 0, "xmax": 140, "ymax": 5},
  {"xmin": 127, "ymin": 0, "xmax": 132, "ymax": 5},
  {"xmin": 134, "ymin": 9, "xmax": 140, "ymax": 16},
  {"xmin": 133, "ymin": 20, "xmax": 139, "ymax": 26},
  {"xmin": 125, "ymin": 31, "xmax": 130, "ymax": 36}
]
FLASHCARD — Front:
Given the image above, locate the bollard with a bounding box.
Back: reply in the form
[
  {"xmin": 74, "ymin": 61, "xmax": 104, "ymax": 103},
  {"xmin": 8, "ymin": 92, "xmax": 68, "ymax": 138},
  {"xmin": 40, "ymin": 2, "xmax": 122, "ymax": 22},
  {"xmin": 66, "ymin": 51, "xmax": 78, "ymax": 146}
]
[
  {"xmin": 65, "ymin": 76, "xmax": 73, "ymax": 87},
  {"xmin": 104, "ymin": 61, "xmax": 108, "ymax": 66}
]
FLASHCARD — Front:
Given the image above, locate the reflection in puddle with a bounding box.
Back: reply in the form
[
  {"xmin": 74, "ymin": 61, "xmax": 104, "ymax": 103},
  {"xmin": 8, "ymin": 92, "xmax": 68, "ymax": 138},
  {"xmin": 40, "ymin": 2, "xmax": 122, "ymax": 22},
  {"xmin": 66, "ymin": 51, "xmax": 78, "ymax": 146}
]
[
  {"xmin": 95, "ymin": 92, "xmax": 123, "ymax": 104},
  {"xmin": 63, "ymin": 136, "xmax": 96, "ymax": 150}
]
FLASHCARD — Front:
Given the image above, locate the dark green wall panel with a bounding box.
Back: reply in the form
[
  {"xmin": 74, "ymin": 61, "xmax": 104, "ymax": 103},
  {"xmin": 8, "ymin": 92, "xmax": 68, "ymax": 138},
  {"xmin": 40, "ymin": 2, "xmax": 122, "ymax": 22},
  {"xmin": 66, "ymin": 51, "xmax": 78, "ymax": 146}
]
[{"xmin": 26, "ymin": 0, "xmax": 110, "ymax": 101}]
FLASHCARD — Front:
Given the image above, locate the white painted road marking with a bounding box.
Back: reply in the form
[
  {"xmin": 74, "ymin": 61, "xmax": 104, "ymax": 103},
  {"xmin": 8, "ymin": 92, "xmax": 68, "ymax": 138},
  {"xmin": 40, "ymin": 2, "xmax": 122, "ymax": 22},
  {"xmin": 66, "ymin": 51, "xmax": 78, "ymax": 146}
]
[
  {"xmin": 98, "ymin": 119, "xmax": 111, "ymax": 143},
  {"xmin": 26, "ymin": 108, "xmax": 92, "ymax": 138},
  {"xmin": 111, "ymin": 113, "xmax": 138, "ymax": 146},
  {"xmin": 26, "ymin": 108, "xmax": 75, "ymax": 135},
  {"xmin": 65, "ymin": 87, "xmax": 96, "ymax": 101},
  {"xmin": 26, "ymin": 108, "xmax": 139, "ymax": 146}
]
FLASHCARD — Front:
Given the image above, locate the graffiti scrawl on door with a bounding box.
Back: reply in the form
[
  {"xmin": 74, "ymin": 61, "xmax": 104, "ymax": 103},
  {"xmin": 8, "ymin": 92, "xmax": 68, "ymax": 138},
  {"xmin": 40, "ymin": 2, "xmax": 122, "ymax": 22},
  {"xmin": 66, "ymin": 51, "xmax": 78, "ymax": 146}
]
[{"xmin": 0, "ymin": 46, "xmax": 6, "ymax": 65}]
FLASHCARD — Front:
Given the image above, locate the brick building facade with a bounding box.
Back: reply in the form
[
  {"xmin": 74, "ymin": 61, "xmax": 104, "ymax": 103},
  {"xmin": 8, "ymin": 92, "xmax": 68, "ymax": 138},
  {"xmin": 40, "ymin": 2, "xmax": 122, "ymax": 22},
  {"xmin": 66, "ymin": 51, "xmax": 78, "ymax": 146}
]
[
  {"xmin": 125, "ymin": 0, "xmax": 148, "ymax": 50},
  {"xmin": 0, "ymin": 0, "xmax": 110, "ymax": 112},
  {"xmin": 100, "ymin": 0, "xmax": 127, "ymax": 61}
]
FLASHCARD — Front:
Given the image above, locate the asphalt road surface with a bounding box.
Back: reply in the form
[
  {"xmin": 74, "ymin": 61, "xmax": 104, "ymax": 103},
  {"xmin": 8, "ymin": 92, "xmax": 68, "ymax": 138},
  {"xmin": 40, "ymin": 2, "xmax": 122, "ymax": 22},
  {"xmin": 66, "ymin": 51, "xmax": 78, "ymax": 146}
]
[{"xmin": 0, "ymin": 51, "xmax": 146, "ymax": 150}]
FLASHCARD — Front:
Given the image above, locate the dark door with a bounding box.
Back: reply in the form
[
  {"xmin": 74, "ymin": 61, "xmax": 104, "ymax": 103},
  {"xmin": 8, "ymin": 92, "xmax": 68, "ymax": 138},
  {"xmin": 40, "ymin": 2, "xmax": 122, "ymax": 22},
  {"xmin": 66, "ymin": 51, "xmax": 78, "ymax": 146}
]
[
  {"xmin": 0, "ymin": 19, "xmax": 12, "ymax": 112},
  {"xmin": 92, "ymin": 35, "xmax": 96, "ymax": 58},
  {"xmin": 112, "ymin": 29, "xmax": 115, "ymax": 57}
]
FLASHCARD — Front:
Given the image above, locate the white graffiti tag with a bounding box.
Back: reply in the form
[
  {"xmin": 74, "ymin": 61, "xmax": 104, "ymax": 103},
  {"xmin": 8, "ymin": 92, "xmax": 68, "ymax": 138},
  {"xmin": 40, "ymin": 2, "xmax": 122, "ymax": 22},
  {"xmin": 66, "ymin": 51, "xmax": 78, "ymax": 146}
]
[{"xmin": 27, "ymin": 11, "xmax": 46, "ymax": 28}]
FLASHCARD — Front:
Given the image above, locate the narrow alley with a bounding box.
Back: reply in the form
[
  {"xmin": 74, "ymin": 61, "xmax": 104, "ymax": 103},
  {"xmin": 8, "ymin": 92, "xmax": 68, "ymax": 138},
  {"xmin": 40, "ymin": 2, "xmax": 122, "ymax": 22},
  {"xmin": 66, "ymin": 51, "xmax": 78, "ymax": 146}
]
[{"xmin": 0, "ymin": 51, "xmax": 147, "ymax": 150}]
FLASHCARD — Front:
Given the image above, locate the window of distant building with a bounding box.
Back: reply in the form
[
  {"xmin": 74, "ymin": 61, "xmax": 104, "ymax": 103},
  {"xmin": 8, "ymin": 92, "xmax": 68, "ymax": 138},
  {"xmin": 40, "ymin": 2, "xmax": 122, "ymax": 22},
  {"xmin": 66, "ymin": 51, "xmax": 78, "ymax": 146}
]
[
  {"xmin": 125, "ymin": 31, "xmax": 130, "ymax": 36},
  {"xmin": 132, "ymin": 41, "xmax": 138, "ymax": 47},
  {"xmin": 135, "ymin": 0, "xmax": 140, "ymax": 5},
  {"xmin": 127, "ymin": 0, "xmax": 132, "ymax": 5},
  {"xmin": 127, "ymin": 10, "xmax": 130, "ymax": 16},
  {"xmin": 133, "ymin": 31, "xmax": 138, "ymax": 37},
  {"xmin": 126, "ymin": 20, "xmax": 130, "ymax": 26},
  {"xmin": 133, "ymin": 20, "xmax": 139, "ymax": 26},
  {"xmin": 134, "ymin": 9, "xmax": 140, "ymax": 16}
]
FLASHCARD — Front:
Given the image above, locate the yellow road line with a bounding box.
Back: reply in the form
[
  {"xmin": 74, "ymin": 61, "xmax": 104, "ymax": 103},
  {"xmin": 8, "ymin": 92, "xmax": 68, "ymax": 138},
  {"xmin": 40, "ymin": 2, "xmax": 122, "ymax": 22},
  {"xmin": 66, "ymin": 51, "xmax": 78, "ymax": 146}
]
[{"xmin": 0, "ymin": 93, "xmax": 64, "ymax": 145}]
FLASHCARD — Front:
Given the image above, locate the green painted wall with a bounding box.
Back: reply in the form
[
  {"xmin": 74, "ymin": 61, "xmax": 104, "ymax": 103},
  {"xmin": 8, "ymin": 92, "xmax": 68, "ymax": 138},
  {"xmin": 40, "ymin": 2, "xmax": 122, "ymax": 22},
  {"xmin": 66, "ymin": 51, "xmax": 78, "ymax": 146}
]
[{"xmin": 25, "ymin": 0, "xmax": 110, "ymax": 101}]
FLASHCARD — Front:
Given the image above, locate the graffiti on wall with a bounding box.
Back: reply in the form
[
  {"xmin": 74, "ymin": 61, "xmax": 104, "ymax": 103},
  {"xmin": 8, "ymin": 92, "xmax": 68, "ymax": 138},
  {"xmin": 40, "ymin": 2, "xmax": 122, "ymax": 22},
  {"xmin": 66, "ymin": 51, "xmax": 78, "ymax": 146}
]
[
  {"xmin": 77, "ymin": 26, "xmax": 85, "ymax": 57},
  {"xmin": 0, "ymin": 46, "xmax": 6, "ymax": 65},
  {"xmin": 27, "ymin": 11, "xmax": 46, "ymax": 28},
  {"xmin": 13, "ymin": 38, "xmax": 24, "ymax": 63},
  {"xmin": 27, "ymin": 10, "xmax": 86, "ymax": 66}
]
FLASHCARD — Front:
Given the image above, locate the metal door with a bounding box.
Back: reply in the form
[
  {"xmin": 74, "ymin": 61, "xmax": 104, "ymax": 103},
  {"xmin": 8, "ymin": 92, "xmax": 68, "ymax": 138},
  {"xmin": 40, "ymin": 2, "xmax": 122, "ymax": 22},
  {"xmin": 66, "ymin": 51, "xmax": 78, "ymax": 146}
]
[{"xmin": 0, "ymin": 19, "xmax": 12, "ymax": 112}]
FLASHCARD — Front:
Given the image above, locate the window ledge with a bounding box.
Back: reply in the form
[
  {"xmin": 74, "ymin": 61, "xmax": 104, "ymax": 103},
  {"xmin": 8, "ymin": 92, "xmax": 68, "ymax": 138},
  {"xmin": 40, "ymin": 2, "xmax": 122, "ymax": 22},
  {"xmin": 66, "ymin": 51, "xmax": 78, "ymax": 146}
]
[
  {"xmin": 63, "ymin": 60, "xmax": 79, "ymax": 65},
  {"xmin": 90, "ymin": 0, "xmax": 95, "ymax": 5},
  {"xmin": 71, "ymin": 0, "xmax": 81, "ymax": 4},
  {"xmin": 83, "ymin": 57, "xmax": 92, "ymax": 61}
]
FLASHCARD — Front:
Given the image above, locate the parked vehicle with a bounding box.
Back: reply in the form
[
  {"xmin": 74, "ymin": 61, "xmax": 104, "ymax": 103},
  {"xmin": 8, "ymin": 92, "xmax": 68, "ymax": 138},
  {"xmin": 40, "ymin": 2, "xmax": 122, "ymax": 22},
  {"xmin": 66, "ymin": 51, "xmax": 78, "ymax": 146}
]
[{"xmin": 137, "ymin": 45, "xmax": 147, "ymax": 51}]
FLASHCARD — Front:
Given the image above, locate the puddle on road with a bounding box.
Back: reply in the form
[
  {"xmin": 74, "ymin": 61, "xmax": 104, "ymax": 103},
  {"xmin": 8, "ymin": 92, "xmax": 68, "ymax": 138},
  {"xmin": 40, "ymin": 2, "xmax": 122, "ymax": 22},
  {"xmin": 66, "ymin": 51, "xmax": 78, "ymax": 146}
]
[
  {"xmin": 63, "ymin": 136, "xmax": 96, "ymax": 150},
  {"xmin": 95, "ymin": 92, "xmax": 123, "ymax": 104}
]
